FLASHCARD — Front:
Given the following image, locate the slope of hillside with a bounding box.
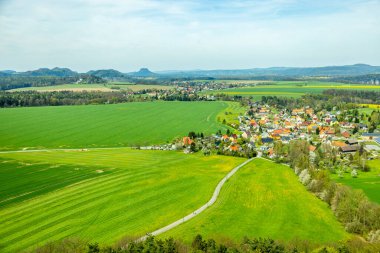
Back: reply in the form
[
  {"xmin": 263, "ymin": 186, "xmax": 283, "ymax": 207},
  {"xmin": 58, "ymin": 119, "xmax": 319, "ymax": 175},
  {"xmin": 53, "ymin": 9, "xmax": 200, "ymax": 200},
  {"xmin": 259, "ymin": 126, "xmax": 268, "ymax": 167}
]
[
  {"xmin": 0, "ymin": 149, "xmax": 245, "ymax": 252},
  {"xmin": 162, "ymin": 159, "xmax": 349, "ymax": 243}
]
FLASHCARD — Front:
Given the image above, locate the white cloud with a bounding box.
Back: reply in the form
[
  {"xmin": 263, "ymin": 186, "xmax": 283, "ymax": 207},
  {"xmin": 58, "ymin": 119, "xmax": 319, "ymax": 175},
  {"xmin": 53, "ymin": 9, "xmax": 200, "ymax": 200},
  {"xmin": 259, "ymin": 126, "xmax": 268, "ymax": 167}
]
[{"xmin": 0, "ymin": 0, "xmax": 379, "ymax": 72}]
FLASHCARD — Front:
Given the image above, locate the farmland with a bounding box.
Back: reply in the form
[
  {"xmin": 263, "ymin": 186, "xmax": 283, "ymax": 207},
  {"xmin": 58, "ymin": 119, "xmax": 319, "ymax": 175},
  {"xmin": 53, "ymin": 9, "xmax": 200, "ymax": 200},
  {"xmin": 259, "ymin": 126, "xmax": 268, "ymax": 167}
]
[
  {"xmin": 202, "ymin": 81, "xmax": 380, "ymax": 99},
  {"xmin": 0, "ymin": 101, "xmax": 229, "ymax": 150},
  {"xmin": 216, "ymin": 101, "xmax": 247, "ymax": 126},
  {"xmin": 10, "ymin": 83, "xmax": 172, "ymax": 92},
  {"xmin": 162, "ymin": 159, "xmax": 349, "ymax": 244},
  {"xmin": 331, "ymin": 159, "xmax": 380, "ymax": 204},
  {"xmin": 0, "ymin": 148, "xmax": 245, "ymax": 252}
]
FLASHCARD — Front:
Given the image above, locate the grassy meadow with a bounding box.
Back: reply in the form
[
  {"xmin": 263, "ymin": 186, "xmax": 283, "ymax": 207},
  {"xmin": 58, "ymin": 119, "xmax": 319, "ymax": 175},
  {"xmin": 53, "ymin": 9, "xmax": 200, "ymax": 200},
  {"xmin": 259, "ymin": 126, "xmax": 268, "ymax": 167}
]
[
  {"xmin": 216, "ymin": 101, "xmax": 247, "ymax": 126},
  {"xmin": 163, "ymin": 158, "xmax": 349, "ymax": 244},
  {"xmin": 203, "ymin": 81, "xmax": 380, "ymax": 99},
  {"xmin": 0, "ymin": 148, "xmax": 245, "ymax": 252},
  {"xmin": 0, "ymin": 101, "xmax": 229, "ymax": 150},
  {"xmin": 331, "ymin": 159, "xmax": 380, "ymax": 204}
]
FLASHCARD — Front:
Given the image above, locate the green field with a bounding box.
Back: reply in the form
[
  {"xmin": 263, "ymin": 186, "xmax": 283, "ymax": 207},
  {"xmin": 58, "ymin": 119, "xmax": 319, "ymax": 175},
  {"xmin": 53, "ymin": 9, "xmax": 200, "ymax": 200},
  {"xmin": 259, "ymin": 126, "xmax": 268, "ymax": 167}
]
[
  {"xmin": 0, "ymin": 101, "xmax": 229, "ymax": 150},
  {"xmin": 203, "ymin": 81, "xmax": 380, "ymax": 99},
  {"xmin": 216, "ymin": 101, "xmax": 247, "ymax": 126},
  {"xmin": 11, "ymin": 83, "xmax": 172, "ymax": 92},
  {"xmin": 331, "ymin": 159, "xmax": 380, "ymax": 204},
  {"xmin": 163, "ymin": 159, "xmax": 349, "ymax": 244},
  {"xmin": 0, "ymin": 149, "xmax": 245, "ymax": 252}
]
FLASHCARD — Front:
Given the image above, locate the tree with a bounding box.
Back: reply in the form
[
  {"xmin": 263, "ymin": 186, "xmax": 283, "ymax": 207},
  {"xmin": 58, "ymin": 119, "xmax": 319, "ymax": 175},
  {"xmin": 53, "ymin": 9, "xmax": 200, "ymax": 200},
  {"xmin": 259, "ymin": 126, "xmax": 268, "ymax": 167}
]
[
  {"xmin": 188, "ymin": 131, "xmax": 196, "ymax": 139},
  {"xmin": 351, "ymin": 169, "xmax": 358, "ymax": 178}
]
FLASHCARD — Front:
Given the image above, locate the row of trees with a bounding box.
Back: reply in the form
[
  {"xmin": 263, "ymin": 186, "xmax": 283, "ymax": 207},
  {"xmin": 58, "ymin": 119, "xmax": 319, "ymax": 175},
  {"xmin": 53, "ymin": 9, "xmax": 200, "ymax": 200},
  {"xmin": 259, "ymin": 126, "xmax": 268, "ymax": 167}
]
[
  {"xmin": 30, "ymin": 234, "xmax": 380, "ymax": 253},
  {"xmin": 0, "ymin": 91, "xmax": 164, "ymax": 107},
  {"xmin": 323, "ymin": 89, "xmax": 380, "ymax": 104},
  {"xmin": 286, "ymin": 140, "xmax": 380, "ymax": 238}
]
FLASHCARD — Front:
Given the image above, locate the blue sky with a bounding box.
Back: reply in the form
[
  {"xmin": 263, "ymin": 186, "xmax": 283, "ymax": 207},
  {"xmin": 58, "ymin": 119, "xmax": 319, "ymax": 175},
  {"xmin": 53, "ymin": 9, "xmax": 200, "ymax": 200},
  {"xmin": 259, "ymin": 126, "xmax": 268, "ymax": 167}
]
[{"xmin": 0, "ymin": 0, "xmax": 379, "ymax": 72}]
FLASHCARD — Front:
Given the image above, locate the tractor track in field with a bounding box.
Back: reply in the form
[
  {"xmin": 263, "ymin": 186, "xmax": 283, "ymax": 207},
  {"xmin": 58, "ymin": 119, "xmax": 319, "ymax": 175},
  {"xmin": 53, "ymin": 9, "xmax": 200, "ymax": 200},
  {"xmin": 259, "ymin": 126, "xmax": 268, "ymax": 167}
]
[
  {"xmin": 137, "ymin": 158, "xmax": 254, "ymax": 241},
  {"xmin": 0, "ymin": 147, "xmax": 254, "ymax": 241}
]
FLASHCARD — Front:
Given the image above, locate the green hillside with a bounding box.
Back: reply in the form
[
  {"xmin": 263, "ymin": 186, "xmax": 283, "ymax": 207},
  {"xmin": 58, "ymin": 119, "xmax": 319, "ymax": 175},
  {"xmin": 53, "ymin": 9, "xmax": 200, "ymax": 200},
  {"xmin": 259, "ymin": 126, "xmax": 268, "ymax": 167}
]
[
  {"xmin": 0, "ymin": 149, "xmax": 245, "ymax": 252},
  {"xmin": 163, "ymin": 158, "xmax": 349, "ymax": 244}
]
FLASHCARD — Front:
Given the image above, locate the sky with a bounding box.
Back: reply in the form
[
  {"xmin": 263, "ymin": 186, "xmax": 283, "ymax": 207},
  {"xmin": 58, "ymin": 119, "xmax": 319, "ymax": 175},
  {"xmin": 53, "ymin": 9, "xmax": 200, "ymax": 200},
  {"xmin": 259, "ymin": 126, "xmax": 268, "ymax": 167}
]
[{"xmin": 0, "ymin": 0, "xmax": 379, "ymax": 72}]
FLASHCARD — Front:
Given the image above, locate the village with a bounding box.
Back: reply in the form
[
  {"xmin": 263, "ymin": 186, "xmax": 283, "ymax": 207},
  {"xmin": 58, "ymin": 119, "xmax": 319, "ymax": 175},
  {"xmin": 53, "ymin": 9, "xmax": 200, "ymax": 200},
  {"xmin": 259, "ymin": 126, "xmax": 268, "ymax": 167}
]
[{"xmin": 138, "ymin": 101, "xmax": 380, "ymax": 174}]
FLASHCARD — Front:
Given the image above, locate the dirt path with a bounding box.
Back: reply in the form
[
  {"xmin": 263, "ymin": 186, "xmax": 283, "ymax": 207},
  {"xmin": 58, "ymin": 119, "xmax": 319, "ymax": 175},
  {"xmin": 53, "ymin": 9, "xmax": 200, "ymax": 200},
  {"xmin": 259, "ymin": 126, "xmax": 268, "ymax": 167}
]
[{"xmin": 138, "ymin": 158, "xmax": 254, "ymax": 241}]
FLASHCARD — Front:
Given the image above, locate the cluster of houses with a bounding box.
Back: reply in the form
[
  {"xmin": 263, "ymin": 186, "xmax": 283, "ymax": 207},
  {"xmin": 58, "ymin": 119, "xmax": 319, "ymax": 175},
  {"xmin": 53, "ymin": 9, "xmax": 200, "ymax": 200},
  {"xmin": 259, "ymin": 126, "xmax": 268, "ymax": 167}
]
[
  {"xmin": 138, "ymin": 101, "xmax": 379, "ymax": 160},
  {"xmin": 182, "ymin": 103, "xmax": 380, "ymax": 158}
]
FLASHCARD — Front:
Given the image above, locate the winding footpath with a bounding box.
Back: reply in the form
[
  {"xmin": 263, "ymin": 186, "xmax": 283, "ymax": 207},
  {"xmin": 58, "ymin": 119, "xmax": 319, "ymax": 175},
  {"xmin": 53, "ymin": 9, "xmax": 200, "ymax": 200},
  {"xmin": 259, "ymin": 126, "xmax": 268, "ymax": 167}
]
[{"xmin": 138, "ymin": 157, "xmax": 254, "ymax": 241}]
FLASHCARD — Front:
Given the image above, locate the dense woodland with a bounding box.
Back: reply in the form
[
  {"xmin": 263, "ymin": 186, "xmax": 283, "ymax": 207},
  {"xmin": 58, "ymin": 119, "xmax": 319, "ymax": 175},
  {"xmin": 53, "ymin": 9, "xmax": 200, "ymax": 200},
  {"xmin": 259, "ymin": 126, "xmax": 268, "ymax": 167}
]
[
  {"xmin": 0, "ymin": 75, "xmax": 105, "ymax": 90},
  {"xmin": 0, "ymin": 91, "xmax": 135, "ymax": 107}
]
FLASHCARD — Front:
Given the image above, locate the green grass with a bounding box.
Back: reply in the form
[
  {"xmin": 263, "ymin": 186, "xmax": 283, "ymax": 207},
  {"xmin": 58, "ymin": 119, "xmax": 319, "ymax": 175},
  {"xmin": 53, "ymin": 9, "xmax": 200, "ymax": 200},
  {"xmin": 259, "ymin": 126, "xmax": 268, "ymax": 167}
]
[
  {"xmin": 216, "ymin": 101, "xmax": 247, "ymax": 126},
  {"xmin": 0, "ymin": 158, "xmax": 111, "ymax": 207},
  {"xmin": 0, "ymin": 101, "xmax": 229, "ymax": 150},
  {"xmin": 331, "ymin": 159, "xmax": 380, "ymax": 204},
  {"xmin": 162, "ymin": 159, "xmax": 349, "ymax": 244},
  {"xmin": 202, "ymin": 81, "xmax": 380, "ymax": 99},
  {"xmin": 0, "ymin": 148, "xmax": 245, "ymax": 252}
]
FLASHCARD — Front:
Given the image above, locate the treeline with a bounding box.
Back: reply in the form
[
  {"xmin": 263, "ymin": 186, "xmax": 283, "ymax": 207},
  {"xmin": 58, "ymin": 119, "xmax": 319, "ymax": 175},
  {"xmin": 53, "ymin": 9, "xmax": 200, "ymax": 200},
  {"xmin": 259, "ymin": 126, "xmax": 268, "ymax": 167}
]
[
  {"xmin": 30, "ymin": 234, "xmax": 380, "ymax": 253},
  {"xmin": 0, "ymin": 75, "xmax": 105, "ymax": 90},
  {"xmin": 282, "ymin": 140, "xmax": 380, "ymax": 239},
  {"xmin": 328, "ymin": 74, "xmax": 380, "ymax": 84},
  {"xmin": 323, "ymin": 89, "xmax": 380, "ymax": 104},
  {"xmin": 261, "ymin": 94, "xmax": 360, "ymax": 112},
  {"xmin": 0, "ymin": 91, "xmax": 135, "ymax": 107}
]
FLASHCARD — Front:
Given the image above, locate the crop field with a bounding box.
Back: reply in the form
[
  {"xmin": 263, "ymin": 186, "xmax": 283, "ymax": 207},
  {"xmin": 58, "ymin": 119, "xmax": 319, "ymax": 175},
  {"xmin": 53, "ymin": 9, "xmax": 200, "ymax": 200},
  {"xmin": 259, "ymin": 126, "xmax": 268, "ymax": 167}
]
[
  {"xmin": 108, "ymin": 83, "xmax": 172, "ymax": 91},
  {"xmin": 0, "ymin": 101, "xmax": 229, "ymax": 150},
  {"xmin": 216, "ymin": 101, "xmax": 247, "ymax": 126},
  {"xmin": 10, "ymin": 83, "xmax": 172, "ymax": 92},
  {"xmin": 163, "ymin": 159, "xmax": 349, "ymax": 244},
  {"xmin": 331, "ymin": 159, "xmax": 380, "ymax": 204},
  {"xmin": 0, "ymin": 148, "xmax": 245, "ymax": 252},
  {"xmin": 202, "ymin": 81, "xmax": 380, "ymax": 99}
]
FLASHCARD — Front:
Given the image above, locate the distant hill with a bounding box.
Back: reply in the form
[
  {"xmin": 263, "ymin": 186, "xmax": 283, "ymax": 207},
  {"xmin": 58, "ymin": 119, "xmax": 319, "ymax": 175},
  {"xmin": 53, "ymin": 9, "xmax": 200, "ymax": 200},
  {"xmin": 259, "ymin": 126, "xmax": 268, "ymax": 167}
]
[
  {"xmin": 19, "ymin": 67, "xmax": 79, "ymax": 77},
  {"xmin": 87, "ymin": 69, "xmax": 125, "ymax": 78},
  {"xmin": 129, "ymin": 68, "xmax": 159, "ymax": 77},
  {"xmin": 158, "ymin": 64, "xmax": 380, "ymax": 78},
  {"xmin": 2, "ymin": 64, "xmax": 380, "ymax": 79}
]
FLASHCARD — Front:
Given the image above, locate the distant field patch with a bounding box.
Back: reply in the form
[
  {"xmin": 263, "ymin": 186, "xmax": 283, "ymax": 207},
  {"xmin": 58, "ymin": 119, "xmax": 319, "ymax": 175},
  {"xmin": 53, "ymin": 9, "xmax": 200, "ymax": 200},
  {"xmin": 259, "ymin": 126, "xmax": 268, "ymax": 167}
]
[
  {"xmin": 11, "ymin": 83, "xmax": 111, "ymax": 92},
  {"xmin": 10, "ymin": 83, "xmax": 173, "ymax": 92},
  {"xmin": 109, "ymin": 84, "xmax": 172, "ymax": 91},
  {"xmin": 331, "ymin": 159, "xmax": 380, "ymax": 204},
  {"xmin": 216, "ymin": 101, "xmax": 247, "ymax": 126},
  {"xmin": 0, "ymin": 149, "xmax": 245, "ymax": 252},
  {"xmin": 0, "ymin": 101, "xmax": 228, "ymax": 150},
  {"xmin": 163, "ymin": 158, "xmax": 348, "ymax": 244},
  {"xmin": 202, "ymin": 81, "xmax": 380, "ymax": 98}
]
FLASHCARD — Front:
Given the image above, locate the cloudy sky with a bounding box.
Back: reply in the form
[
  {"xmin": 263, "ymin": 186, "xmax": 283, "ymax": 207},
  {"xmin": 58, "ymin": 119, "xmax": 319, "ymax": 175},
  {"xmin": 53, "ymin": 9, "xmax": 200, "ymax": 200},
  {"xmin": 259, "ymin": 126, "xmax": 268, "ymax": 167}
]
[{"xmin": 0, "ymin": 0, "xmax": 379, "ymax": 72}]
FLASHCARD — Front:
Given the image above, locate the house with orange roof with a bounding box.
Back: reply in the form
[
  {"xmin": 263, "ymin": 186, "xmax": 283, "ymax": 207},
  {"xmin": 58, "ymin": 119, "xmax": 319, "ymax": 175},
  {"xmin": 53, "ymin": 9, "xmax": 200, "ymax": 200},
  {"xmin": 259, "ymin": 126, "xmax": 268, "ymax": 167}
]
[
  {"xmin": 229, "ymin": 144, "xmax": 240, "ymax": 152},
  {"xmin": 222, "ymin": 135, "xmax": 229, "ymax": 142},
  {"xmin": 331, "ymin": 141, "xmax": 347, "ymax": 149},
  {"xmin": 341, "ymin": 131, "xmax": 350, "ymax": 138},
  {"xmin": 305, "ymin": 108, "xmax": 314, "ymax": 116},
  {"xmin": 183, "ymin": 137, "xmax": 193, "ymax": 146}
]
